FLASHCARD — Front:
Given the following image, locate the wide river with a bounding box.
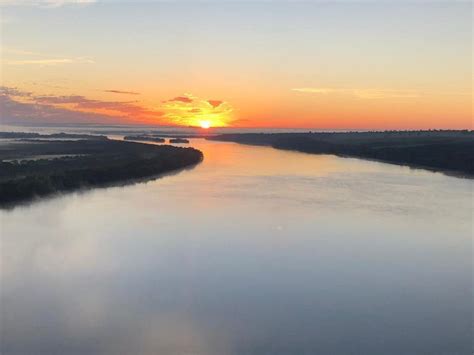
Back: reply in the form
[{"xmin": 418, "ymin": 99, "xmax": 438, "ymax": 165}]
[{"xmin": 1, "ymin": 138, "xmax": 472, "ymax": 355}]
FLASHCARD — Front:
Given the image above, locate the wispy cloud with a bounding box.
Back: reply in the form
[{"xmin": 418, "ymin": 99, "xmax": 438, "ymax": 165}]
[
  {"xmin": 5, "ymin": 57, "xmax": 94, "ymax": 66},
  {"xmin": 2, "ymin": 46, "xmax": 95, "ymax": 66},
  {"xmin": 165, "ymin": 96, "xmax": 193, "ymax": 104},
  {"xmin": 34, "ymin": 95, "xmax": 163, "ymax": 118},
  {"xmin": 292, "ymin": 87, "xmax": 420, "ymax": 99},
  {"xmin": 0, "ymin": 86, "xmax": 32, "ymax": 97},
  {"xmin": 292, "ymin": 88, "xmax": 337, "ymax": 94},
  {"xmin": 0, "ymin": 94, "xmax": 122, "ymax": 125},
  {"xmin": 2, "ymin": 87, "xmax": 163, "ymax": 124},
  {"xmin": 103, "ymin": 89, "xmax": 140, "ymax": 95},
  {"xmin": 1, "ymin": 0, "xmax": 97, "ymax": 8}
]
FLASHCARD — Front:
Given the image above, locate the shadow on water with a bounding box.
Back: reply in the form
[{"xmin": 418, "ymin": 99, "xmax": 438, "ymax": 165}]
[{"xmin": 0, "ymin": 160, "xmax": 203, "ymax": 211}]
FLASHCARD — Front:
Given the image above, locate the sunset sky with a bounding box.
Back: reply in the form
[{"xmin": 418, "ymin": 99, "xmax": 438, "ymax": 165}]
[{"xmin": 1, "ymin": 0, "xmax": 472, "ymax": 129}]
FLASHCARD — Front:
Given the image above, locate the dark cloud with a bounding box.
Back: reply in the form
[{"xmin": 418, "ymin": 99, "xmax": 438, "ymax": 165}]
[
  {"xmin": 208, "ymin": 100, "xmax": 223, "ymax": 108},
  {"xmin": 35, "ymin": 95, "xmax": 89, "ymax": 104},
  {"xmin": 166, "ymin": 96, "xmax": 193, "ymax": 104},
  {"xmin": 29, "ymin": 94, "xmax": 163, "ymax": 118},
  {"xmin": 0, "ymin": 86, "xmax": 32, "ymax": 97},
  {"xmin": 103, "ymin": 90, "xmax": 140, "ymax": 95},
  {"xmin": 0, "ymin": 95, "xmax": 122, "ymax": 125},
  {"xmin": 1, "ymin": 87, "xmax": 163, "ymax": 124}
]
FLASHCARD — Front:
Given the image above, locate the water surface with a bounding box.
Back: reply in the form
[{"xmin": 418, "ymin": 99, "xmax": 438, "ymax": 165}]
[{"xmin": 1, "ymin": 139, "xmax": 472, "ymax": 354}]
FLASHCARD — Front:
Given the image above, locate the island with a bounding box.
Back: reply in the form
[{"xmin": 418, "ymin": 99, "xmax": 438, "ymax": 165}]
[
  {"xmin": 169, "ymin": 138, "xmax": 190, "ymax": 144},
  {"xmin": 123, "ymin": 135, "xmax": 165, "ymax": 143},
  {"xmin": 0, "ymin": 138, "xmax": 203, "ymax": 206},
  {"xmin": 209, "ymin": 130, "xmax": 474, "ymax": 177}
]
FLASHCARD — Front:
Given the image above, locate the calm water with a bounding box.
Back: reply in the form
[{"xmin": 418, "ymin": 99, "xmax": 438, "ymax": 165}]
[{"xmin": 1, "ymin": 139, "xmax": 472, "ymax": 355}]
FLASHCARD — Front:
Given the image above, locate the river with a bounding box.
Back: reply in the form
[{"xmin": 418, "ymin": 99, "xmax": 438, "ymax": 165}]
[{"xmin": 1, "ymin": 138, "xmax": 472, "ymax": 354}]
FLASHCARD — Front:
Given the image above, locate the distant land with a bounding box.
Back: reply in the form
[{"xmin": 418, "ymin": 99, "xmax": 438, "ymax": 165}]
[
  {"xmin": 124, "ymin": 135, "xmax": 166, "ymax": 143},
  {"xmin": 124, "ymin": 135, "xmax": 189, "ymax": 144},
  {"xmin": 0, "ymin": 131, "xmax": 108, "ymax": 140},
  {"xmin": 209, "ymin": 130, "xmax": 474, "ymax": 177},
  {"xmin": 0, "ymin": 136, "xmax": 203, "ymax": 206}
]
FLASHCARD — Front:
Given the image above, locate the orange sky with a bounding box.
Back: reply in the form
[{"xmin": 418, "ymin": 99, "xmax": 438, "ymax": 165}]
[{"xmin": 1, "ymin": 2, "xmax": 472, "ymax": 129}]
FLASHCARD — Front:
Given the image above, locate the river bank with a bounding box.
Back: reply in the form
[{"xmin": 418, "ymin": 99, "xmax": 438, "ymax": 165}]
[
  {"xmin": 0, "ymin": 138, "xmax": 203, "ymax": 206},
  {"xmin": 209, "ymin": 130, "xmax": 474, "ymax": 177}
]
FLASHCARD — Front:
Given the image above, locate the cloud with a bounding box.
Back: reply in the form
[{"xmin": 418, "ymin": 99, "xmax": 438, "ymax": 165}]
[
  {"xmin": 162, "ymin": 94, "xmax": 233, "ymax": 127},
  {"xmin": 292, "ymin": 87, "xmax": 420, "ymax": 99},
  {"xmin": 1, "ymin": 0, "xmax": 97, "ymax": 8},
  {"xmin": 5, "ymin": 57, "xmax": 94, "ymax": 66},
  {"xmin": 0, "ymin": 95, "xmax": 122, "ymax": 125},
  {"xmin": 166, "ymin": 96, "xmax": 193, "ymax": 104},
  {"xmin": 2, "ymin": 87, "xmax": 163, "ymax": 124},
  {"xmin": 207, "ymin": 100, "xmax": 223, "ymax": 108},
  {"xmin": 34, "ymin": 94, "xmax": 163, "ymax": 118},
  {"xmin": 103, "ymin": 90, "xmax": 140, "ymax": 95},
  {"xmin": 292, "ymin": 88, "xmax": 337, "ymax": 94},
  {"xmin": 2, "ymin": 47, "xmax": 95, "ymax": 66},
  {"xmin": 34, "ymin": 95, "xmax": 90, "ymax": 104},
  {"xmin": 2, "ymin": 87, "xmax": 233, "ymax": 127},
  {"xmin": 0, "ymin": 86, "xmax": 32, "ymax": 97}
]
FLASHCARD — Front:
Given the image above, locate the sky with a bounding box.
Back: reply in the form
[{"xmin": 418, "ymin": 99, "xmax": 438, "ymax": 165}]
[{"xmin": 0, "ymin": 0, "xmax": 472, "ymax": 129}]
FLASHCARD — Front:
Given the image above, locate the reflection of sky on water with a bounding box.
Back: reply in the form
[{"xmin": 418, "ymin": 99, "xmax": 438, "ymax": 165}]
[{"xmin": 1, "ymin": 139, "xmax": 472, "ymax": 354}]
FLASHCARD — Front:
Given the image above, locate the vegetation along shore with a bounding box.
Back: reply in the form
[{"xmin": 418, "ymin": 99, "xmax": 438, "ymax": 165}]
[
  {"xmin": 209, "ymin": 130, "xmax": 474, "ymax": 177},
  {"xmin": 0, "ymin": 138, "xmax": 203, "ymax": 206}
]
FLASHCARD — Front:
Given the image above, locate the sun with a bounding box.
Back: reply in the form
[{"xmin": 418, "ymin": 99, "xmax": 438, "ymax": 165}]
[{"xmin": 199, "ymin": 120, "xmax": 211, "ymax": 129}]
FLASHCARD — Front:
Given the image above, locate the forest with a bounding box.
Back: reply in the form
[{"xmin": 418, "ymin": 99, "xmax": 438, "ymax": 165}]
[
  {"xmin": 210, "ymin": 130, "xmax": 474, "ymax": 176},
  {"xmin": 0, "ymin": 139, "xmax": 203, "ymax": 206}
]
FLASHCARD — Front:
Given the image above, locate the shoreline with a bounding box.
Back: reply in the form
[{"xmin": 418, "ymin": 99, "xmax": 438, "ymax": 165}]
[
  {"xmin": 0, "ymin": 139, "xmax": 203, "ymax": 207},
  {"xmin": 208, "ymin": 130, "xmax": 474, "ymax": 178}
]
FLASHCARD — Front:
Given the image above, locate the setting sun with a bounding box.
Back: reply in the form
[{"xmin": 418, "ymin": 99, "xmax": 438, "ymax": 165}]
[
  {"xmin": 199, "ymin": 120, "xmax": 211, "ymax": 129},
  {"xmin": 160, "ymin": 94, "xmax": 233, "ymax": 127}
]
